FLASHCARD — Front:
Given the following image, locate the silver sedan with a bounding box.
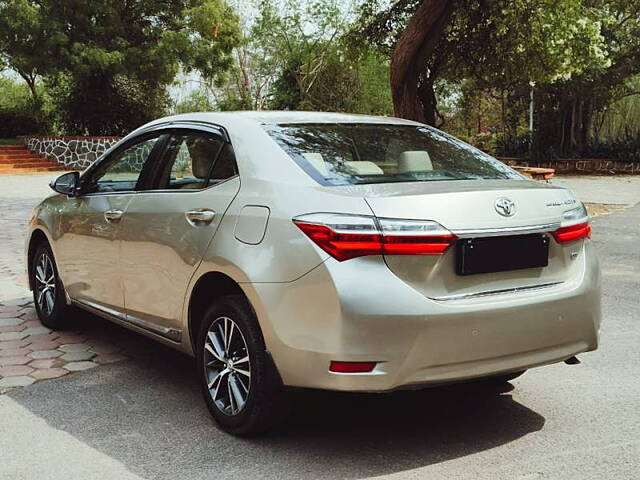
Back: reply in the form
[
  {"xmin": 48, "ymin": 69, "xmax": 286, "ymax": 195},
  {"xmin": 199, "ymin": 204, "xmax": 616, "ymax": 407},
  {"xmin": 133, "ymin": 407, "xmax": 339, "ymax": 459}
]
[{"xmin": 25, "ymin": 111, "xmax": 601, "ymax": 435}]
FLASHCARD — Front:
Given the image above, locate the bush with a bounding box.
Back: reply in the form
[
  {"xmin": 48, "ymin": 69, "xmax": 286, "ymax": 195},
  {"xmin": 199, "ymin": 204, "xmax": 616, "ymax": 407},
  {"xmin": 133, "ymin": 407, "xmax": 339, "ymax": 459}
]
[{"xmin": 0, "ymin": 108, "xmax": 48, "ymax": 137}]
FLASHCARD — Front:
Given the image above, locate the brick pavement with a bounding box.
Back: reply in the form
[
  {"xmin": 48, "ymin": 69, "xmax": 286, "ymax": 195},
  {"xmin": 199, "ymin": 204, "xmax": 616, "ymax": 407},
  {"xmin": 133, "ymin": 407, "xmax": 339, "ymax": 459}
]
[{"xmin": 0, "ymin": 174, "xmax": 131, "ymax": 393}]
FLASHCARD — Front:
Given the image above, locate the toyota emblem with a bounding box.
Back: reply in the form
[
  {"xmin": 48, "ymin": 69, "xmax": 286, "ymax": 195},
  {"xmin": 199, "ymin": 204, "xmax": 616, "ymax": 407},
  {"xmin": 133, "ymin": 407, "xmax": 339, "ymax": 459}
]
[{"xmin": 495, "ymin": 197, "xmax": 516, "ymax": 217}]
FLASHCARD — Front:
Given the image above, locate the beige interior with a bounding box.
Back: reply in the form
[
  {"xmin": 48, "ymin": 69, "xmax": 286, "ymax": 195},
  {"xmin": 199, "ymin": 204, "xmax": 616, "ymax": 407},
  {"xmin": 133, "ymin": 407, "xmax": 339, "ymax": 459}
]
[{"xmin": 398, "ymin": 151, "xmax": 433, "ymax": 173}]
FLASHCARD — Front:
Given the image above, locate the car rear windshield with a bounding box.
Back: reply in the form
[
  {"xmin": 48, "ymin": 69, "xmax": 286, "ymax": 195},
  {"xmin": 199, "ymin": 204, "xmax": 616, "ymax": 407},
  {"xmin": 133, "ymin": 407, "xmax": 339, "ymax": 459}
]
[{"xmin": 263, "ymin": 123, "xmax": 521, "ymax": 186}]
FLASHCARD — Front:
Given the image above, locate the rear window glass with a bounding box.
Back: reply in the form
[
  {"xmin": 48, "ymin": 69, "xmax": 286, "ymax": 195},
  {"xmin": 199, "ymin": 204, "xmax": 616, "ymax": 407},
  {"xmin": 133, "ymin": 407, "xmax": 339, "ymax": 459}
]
[{"xmin": 263, "ymin": 123, "xmax": 521, "ymax": 186}]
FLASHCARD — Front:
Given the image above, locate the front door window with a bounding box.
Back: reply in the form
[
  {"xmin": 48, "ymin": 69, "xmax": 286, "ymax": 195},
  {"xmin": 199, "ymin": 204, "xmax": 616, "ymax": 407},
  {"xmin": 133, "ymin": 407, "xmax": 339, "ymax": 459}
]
[{"xmin": 85, "ymin": 136, "xmax": 160, "ymax": 193}]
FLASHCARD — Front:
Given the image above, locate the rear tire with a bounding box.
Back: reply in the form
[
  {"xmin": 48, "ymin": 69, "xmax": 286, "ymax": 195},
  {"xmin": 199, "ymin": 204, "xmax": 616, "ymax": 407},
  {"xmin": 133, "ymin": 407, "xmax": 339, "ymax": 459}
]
[
  {"xmin": 30, "ymin": 242, "xmax": 74, "ymax": 329},
  {"xmin": 196, "ymin": 295, "xmax": 290, "ymax": 436}
]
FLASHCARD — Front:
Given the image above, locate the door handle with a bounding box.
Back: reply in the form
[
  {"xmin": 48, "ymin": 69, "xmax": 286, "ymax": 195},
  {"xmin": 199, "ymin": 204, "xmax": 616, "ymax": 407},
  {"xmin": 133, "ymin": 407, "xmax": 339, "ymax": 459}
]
[
  {"xmin": 104, "ymin": 209, "xmax": 124, "ymax": 222},
  {"xmin": 185, "ymin": 209, "xmax": 215, "ymax": 226}
]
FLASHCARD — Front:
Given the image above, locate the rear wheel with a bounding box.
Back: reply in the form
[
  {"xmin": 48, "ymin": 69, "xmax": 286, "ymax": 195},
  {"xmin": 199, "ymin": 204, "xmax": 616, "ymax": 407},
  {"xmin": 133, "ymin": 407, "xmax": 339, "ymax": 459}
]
[
  {"xmin": 196, "ymin": 295, "xmax": 290, "ymax": 436},
  {"xmin": 31, "ymin": 242, "xmax": 73, "ymax": 329}
]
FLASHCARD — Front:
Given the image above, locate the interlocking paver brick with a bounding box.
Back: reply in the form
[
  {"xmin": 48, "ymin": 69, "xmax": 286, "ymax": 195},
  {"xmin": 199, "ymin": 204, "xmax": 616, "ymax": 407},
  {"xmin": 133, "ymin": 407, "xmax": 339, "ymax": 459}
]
[
  {"xmin": 22, "ymin": 326, "xmax": 52, "ymax": 336},
  {"xmin": 0, "ymin": 365, "xmax": 34, "ymax": 376},
  {"xmin": 19, "ymin": 311, "xmax": 38, "ymax": 322},
  {"xmin": 27, "ymin": 349, "xmax": 62, "ymax": 360},
  {"xmin": 30, "ymin": 368, "xmax": 68, "ymax": 380},
  {"xmin": 1, "ymin": 299, "xmax": 31, "ymax": 307},
  {"xmin": 0, "ymin": 348, "xmax": 31, "ymax": 357},
  {"xmin": 93, "ymin": 353, "xmax": 127, "ymax": 365},
  {"xmin": 0, "ymin": 376, "xmax": 35, "ymax": 388},
  {"xmin": 0, "ymin": 356, "xmax": 31, "ymax": 366},
  {"xmin": 28, "ymin": 358, "xmax": 65, "ymax": 369},
  {"xmin": 64, "ymin": 361, "xmax": 98, "ymax": 372},
  {"xmin": 0, "ymin": 324, "xmax": 26, "ymax": 333},
  {"xmin": 61, "ymin": 351, "xmax": 95, "ymax": 362},
  {"xmin": 59, "ymin": 343, "xmax": 90, "ymax": 352},
  {"xmin": 28, "ymin": 333, "xmax": 59, "ymax": 343},
  {"xmin": 0, "ymin": 331, "xmax": 28, "ymax": 341},
  {"xmin": 0, "ymin": 318, "xmax": 23, "ymax": 327},
  {"xmin": 55, "ymin": 334, "xmax": 87, "ymax": 344},
  {"xmin": 27, "ymin": 340, "xmax": 61, "ymax": 350},
  {"xmin": 21, "ymin": 320, "xmax": 43, "ymax": 328},
  {"xmin": 0, "ymin": 339, "xmax": 30, "ymax": 349},
  {"xmin": 0, "ymin": 311, "xmax": 23, "ymax": 319}
]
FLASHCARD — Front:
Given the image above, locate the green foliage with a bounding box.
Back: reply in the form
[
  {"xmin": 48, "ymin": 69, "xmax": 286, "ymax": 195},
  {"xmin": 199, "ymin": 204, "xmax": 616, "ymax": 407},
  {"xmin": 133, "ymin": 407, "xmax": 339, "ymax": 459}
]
[
  {"xmin": 355, "ymin": 0, "xmax": 639, "ymax": 160},
  {"xmin": 47, "ymin": 73, "xmax": 169, "ymax": 136},
  {"xmin": 0, "ymin": 0, "xmax": 241, "ymax": 134},
  {"xmin": 173, "ymin": 89, "xmax": 216, "ymax": 114},
  {"xmin": 0, "ymin": 74, "xmax": 49, "ymax": 136},
  {"xmin": 239, "ymin": 0, "xmax": 392, "ymax": 114}
]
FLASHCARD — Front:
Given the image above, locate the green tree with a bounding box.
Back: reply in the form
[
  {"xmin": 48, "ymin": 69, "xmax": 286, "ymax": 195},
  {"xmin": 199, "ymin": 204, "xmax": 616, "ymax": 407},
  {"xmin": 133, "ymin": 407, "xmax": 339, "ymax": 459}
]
[
  {"xmin": 357, "ymin": 0, "xmax": 612, "ymax": 124},
  {"xmin": 0, "ymin": 0, "xmax": 241, "ymax": 134},
  {"xmin": 231, "ymin": 0, "xmax": 392, "ymax": 114}
]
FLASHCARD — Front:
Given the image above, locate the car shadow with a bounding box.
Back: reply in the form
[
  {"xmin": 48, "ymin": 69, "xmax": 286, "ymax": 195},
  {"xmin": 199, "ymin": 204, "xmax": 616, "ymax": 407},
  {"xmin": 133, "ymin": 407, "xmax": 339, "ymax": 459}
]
[{"xmin": 10, "ymin": 313, "xmax": 546, "ymax": 480}]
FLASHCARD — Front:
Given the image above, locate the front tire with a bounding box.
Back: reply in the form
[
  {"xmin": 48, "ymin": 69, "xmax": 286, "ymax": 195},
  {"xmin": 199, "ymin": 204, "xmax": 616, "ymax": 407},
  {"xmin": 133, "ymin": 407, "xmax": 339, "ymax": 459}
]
[
  {"xmin": 196, "ymin": 295, "xmax": 290, "ymax": 436},
  {"xmin": 30, "ymin": 242, "xmax": 73, "ymax": 329}
]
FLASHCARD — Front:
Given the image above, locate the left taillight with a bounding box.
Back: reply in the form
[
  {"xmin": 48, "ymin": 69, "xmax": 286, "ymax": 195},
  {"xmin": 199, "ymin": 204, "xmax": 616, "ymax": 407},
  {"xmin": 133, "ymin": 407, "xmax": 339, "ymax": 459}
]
[
  {"xmin": 293, "ymin": 213, "xmax": 457, "ymax": 261},
  {"xmin": 553, "ymin": 204, "xmax": 591, "ymax": 244}
]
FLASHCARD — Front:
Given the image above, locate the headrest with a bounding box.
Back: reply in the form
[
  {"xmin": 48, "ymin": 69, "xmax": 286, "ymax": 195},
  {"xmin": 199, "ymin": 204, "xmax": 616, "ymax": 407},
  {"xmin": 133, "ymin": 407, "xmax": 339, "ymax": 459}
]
[
  {"xmin": 302, "ymin": 152, "xmax": 329, "ymax": 177},
  {"xmin": 188, "ymin": 138, "xmax": 218, "ymax": 179},
  {"xmin": 345, "ymin": 161, "xmax": 384, "ymax": 175},
  {"xmin": 398, "ymin": 151, "xmax": 433, "ymax": 173}
]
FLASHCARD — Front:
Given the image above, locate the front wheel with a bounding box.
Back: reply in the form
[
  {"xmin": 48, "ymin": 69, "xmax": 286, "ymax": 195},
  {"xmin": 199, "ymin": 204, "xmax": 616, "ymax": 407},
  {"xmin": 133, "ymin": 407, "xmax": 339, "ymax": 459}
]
[
  {"xmin": 31, "ymin": 242, "xmax": 73, "ymax": 329},
  {"xmin": 197, "ymin": 295, "xmax": 290, "ymax": 436}
]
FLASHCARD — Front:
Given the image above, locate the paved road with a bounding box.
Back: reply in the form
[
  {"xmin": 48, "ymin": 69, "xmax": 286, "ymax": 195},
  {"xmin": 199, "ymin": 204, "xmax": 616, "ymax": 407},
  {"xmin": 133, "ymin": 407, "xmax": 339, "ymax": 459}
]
[{"xmin": 0, "ymin": 173, "xmax": 639, "ymax": 479}]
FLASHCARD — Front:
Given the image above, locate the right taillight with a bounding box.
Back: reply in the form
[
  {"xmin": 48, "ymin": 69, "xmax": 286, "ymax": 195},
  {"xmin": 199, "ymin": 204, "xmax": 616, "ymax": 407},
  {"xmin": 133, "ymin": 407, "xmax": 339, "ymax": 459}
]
[
  {"xmin": 553, "ymin": 204, "xmax": 591, "ymax": 244},
  {"xmin": 293, "ymin": 213, "xmax": 456, "ymax": 261}
]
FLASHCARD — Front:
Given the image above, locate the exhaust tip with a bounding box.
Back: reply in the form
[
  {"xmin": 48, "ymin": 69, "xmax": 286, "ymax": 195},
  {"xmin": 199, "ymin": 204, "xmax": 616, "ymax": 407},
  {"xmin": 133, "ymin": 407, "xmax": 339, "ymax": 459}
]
[{"xmin": 564, "ymin": 356, "xmax": 581, "ymax": 365}]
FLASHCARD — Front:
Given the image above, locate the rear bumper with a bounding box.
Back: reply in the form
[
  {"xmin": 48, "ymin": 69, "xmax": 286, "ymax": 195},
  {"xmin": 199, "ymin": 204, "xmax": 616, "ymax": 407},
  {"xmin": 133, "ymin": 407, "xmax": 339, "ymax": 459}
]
[{"xmin": 246, "ymin": 242, "xmax": 601, "ymax": 392}]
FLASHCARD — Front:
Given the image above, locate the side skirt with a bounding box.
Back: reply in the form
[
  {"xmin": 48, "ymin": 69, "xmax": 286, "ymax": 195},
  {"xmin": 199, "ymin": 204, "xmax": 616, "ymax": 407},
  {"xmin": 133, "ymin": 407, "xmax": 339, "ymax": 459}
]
[{"xmin": 73, "ymin": 299, "xmax": 182, "ymax": 343}]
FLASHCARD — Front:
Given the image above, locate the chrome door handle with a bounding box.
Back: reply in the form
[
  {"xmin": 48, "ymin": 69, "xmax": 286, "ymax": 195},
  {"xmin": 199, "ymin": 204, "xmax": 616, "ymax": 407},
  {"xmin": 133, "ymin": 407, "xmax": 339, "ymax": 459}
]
[
  {"xmin": 104, "ymin": 209, "xmax": 124, "ymax": 222},
  {"xmin": 185, "ymin": 209, "xmax": 215, "ymax": 226}
]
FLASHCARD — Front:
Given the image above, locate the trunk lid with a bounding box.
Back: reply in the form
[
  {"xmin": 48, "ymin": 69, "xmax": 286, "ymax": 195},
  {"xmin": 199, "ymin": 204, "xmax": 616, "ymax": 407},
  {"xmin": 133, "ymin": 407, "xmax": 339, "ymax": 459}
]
[{"xmin": 341, "ymin": 179, "xmax": 584, "ymax": 300}]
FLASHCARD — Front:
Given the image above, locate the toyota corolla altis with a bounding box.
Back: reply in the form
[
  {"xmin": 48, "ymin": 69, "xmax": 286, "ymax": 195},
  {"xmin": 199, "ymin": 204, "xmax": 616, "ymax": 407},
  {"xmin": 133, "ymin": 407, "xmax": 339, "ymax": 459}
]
[{"xmin": 26, "ymin": 112, "xmax": 601, "ymax": 435}]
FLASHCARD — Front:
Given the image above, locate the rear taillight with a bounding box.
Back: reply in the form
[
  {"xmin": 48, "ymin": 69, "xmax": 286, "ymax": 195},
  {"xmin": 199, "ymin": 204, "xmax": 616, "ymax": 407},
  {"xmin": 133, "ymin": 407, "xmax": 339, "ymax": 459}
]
[
  {"xmin": 553, "ymin": 204, "xmax": 591, "ymax": 244},
  {"xmin": 293, "ymin": 213, "xmax": 456, "ymax": 261},
  {"xmin": 553, "ymin": 221, "xmax": 591, "ymax": 243}
]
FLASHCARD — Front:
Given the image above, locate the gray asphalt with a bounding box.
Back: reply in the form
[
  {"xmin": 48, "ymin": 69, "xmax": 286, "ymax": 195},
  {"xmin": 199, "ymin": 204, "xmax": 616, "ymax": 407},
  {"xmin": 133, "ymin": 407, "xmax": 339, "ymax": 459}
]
[{"xmin": 1, "ymin": 204, "xmax": 639, "ymax": 479}]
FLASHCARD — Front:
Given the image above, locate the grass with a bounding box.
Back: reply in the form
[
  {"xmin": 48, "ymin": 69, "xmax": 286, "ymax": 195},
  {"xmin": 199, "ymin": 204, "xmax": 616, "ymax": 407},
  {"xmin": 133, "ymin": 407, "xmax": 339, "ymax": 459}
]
[{"xmin": 0, "ymin": 138, "xmax": 20, "ymax": 145}]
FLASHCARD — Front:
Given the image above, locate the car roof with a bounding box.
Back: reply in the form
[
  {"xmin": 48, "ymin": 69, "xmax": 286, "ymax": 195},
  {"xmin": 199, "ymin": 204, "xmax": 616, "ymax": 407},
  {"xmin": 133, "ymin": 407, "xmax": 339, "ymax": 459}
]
[{"xmin": 141, "ymin": 111, "xmax": 424, "ymax": 130}]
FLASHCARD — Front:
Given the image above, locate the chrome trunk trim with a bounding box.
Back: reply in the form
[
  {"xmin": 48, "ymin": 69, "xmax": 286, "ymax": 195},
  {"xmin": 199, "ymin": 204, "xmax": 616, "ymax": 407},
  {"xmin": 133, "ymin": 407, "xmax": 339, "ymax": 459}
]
[
  {"xmin": 430, "ymin": 281, "xmax": 564, "ymax": 302},
  {"xmin": 451, "ymin": 222, "xmax": 560, "ymax": 238},
  {"xmin": 74, "ymin": 299, "xmax": 182, "ymax": 342}
]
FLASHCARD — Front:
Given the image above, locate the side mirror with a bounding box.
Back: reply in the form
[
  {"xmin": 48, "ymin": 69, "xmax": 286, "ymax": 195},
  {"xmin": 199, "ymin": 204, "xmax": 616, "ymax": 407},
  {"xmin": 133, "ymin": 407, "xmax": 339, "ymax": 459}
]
[{"xmin": 50, "ymin": 171, "xmax": 80, "ymax": 196}]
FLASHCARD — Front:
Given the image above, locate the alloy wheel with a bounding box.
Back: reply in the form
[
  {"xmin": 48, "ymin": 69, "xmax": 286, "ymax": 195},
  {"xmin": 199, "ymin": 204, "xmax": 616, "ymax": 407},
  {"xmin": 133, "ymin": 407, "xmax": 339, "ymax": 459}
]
[
  {"xmin": 203, "ymin": 316, "xmax": 251, "ymax": 416},
  {"xmin": 35, "ymin": 252, "xmax": 56, "ymax": 317}
]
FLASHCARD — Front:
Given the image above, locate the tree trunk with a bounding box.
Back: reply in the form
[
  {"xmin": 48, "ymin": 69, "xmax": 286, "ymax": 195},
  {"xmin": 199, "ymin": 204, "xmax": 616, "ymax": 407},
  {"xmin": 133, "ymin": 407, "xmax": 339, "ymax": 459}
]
[
  {"xmin": 18, "ymin": 71, "xmax": 38, "ymax": 103},
  {"xmin": 417, "ymin": 77, "xmax": 437, "ymax": 125},
  {"xmin": 390, "ymin": 0, "xmax": 455, "ymax": 123}
]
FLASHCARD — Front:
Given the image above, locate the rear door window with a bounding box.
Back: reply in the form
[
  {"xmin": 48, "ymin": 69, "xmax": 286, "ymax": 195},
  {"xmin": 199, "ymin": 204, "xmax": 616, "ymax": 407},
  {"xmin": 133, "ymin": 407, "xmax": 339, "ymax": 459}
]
[{"xmin": 155, "ymin": 131, "xmax": 237, "ymax": 190}]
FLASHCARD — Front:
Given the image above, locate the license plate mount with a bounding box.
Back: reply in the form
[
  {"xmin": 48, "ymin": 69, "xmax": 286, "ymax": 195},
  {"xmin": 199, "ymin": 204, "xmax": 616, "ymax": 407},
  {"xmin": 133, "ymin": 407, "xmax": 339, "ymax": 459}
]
[{"xmin": 456, "ymin": 234, "xmax": 550, "ymax": 276}]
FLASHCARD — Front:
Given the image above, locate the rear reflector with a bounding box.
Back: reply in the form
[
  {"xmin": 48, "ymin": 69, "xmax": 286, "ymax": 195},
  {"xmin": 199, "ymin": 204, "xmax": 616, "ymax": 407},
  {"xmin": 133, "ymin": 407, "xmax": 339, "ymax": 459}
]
[
  {"xmin": 293, "ymin": 213, "xmax": 456, "ymax": 261},
  {"xmin": 329, "ymin": 361, "xmax": 377, "ymax": 373},
  {"xmin": 553, "ymin": 221, "xmax": 591, "ymax": 244}
]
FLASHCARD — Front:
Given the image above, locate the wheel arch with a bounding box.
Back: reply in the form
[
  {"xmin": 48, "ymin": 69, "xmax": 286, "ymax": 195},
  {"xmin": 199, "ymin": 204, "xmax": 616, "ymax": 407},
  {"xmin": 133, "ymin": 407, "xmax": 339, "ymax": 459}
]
[{"xmin": 187, "ymin": 271, "xmax": 248, "ymax": 353}]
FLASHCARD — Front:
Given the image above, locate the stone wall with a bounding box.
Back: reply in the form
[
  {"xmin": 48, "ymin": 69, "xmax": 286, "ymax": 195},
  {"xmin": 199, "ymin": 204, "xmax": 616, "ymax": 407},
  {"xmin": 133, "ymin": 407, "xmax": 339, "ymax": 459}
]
[
  {"xmin": 499, "ymin": 156, "xmax": 640, "ymax": 174},
  {"xmin": 21, "ymin": 136, "xmax": 121, "ymax": 170}
]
